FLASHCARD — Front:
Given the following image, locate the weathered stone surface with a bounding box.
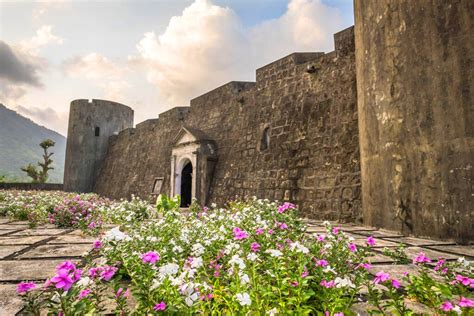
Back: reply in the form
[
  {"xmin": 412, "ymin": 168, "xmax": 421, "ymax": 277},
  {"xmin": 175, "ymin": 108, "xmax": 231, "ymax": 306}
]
[
  {"xmin": 10, "ymin": 229, "xmax": 66, "ymax": 236},
  {"xmin": 49, "ymin": 233, "xmax": 96, "ymax": 244},
  {"xmin": 0, "ymin": 259, "xmax": 79, "ymax": 281},
  {"xmin": 353, "ymin": 238, "xmax": 399, "ymax": 248},
  {"xmin": 366, "ymin": 252, "xmax": 394, "ymax": 264},
  {"xmin": 403, "ymin": 247, "xmax": 460, "ymax": 261},
  {"xmin": 0, "ymin": 229, "xmax": 18, "ymax": 236},
  {"xmin": 0, "ymin": 236, "xmax": 49, "ymax": 245},
  {"xmin": 0, "ymin": 245, "xmax": 28, "ymax": 259},
  {"xmin": 427, "ymin": 245, "xmax": 474, "ymax": 258},
  {"xmin": 354, "ymin": 0, "xmax": 474, "ymax": 243},
  {"xmin": 384, "ymin": 237, "xmax": 455, "ymax": 247},
  {"xmin": 17, "ymin": 244, "xmax": 91, "ymax": 259},
  {"xmin": 0, "ymin": 284, "xmax": 24, "ymax": 315}
]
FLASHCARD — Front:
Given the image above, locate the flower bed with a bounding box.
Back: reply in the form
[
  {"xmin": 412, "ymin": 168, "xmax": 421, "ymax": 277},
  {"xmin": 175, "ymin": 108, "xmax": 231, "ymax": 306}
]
[{"xmin": 13, "ymin": 195, "xmax": 473, "ymax": 315}]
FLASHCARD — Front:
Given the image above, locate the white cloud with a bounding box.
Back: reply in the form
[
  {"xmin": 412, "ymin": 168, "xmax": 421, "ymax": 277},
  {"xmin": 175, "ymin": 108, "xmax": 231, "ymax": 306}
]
[
  {"xmin": 14, "ymin": 105, "xmax": 68, "ymax": 135},
  {"xmin": 19, "ymin": 25, "xmax": 63, "ymax": 54},
  {"xmin": 62, "ymin": 52, "xmax": 130, "ymax": 101},
  {"xmin": 133, "ymin": 0, "xmax": 343, "ymax": 105}
]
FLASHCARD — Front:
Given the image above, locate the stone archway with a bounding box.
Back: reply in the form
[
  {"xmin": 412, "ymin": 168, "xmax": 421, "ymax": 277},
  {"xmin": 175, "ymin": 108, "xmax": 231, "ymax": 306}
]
[
  {"xmin": 180, "ymin": 161, "xmax": 193, "ymax": 207},
  {"xmin": 170, "ymin": 127, "xmax": 217, "ymax": 207}
]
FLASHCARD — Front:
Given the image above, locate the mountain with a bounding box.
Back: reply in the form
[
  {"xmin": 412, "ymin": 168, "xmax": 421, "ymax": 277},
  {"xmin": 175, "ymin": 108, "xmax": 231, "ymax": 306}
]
[{"xmin": 0, "ymin": 103, "xmax": 66, "ymax": 183}]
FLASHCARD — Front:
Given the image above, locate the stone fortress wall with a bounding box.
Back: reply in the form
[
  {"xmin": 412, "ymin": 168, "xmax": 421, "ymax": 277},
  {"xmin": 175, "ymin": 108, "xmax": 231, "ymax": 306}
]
[
  {"xmin": 65, "ymin": 1, "xmax": 473, "ymax": 242},
  {"xmin": 93, "ymin": 26, "xmax": 361, "ymax": 223}
]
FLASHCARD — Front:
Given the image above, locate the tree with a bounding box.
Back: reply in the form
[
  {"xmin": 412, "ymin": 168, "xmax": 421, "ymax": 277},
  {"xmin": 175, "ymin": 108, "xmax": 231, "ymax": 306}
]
[{"xmin": 21, "ymin": 139, "xmax": 55, "ymax": 183}]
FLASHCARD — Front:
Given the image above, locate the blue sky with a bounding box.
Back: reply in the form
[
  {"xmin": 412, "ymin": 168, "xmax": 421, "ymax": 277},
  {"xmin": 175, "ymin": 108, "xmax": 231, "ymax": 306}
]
[{"xmin": 0, "ymin": 0, "xmax": 354, "ymax": 134}]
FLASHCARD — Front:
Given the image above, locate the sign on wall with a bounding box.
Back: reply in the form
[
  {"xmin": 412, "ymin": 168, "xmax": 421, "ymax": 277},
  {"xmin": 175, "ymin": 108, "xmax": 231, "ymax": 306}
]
[{"xmin": 152, "ymin": 177, "xmax": 164, "ymax": 195}]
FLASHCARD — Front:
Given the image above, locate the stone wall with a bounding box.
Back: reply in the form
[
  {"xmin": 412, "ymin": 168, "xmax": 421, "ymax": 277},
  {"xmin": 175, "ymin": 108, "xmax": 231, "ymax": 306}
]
[
  {"xmin": 64, "ymin": 99, "xmax": 134, "ymax": 193},
  {"xmin": 0, "ymin": 183, "xmax": 63, "ymax": 191},
  {"xmin": 354, "ymin": 0, "xmax": 473, "ymax": 243},
  {"xmin": 94, "ymin": 26, "xmax": 361, "ymax": 222}
]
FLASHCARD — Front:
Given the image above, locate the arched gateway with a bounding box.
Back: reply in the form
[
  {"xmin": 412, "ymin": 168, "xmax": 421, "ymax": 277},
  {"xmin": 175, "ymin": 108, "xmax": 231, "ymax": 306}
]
[{"xmin": 170, "ymin": 127, "xmax": 217, "ymax": 207}]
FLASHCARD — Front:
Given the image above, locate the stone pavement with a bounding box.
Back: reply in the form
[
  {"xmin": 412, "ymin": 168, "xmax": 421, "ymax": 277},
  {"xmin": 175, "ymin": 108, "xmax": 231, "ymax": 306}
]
[
  {"xmin": 0, "ymin": 218, "xmax": 472, "ymax": 315},
  {"xmin": 0, "ymin": 218, "xmax": 95, "ymax": 315}
]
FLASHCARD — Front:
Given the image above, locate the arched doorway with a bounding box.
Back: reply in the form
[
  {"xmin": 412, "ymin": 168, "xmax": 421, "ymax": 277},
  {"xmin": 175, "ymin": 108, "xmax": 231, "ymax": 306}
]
[{"xmin": 180, "ymin": 161, "xmax": 193, "ymax": 207}]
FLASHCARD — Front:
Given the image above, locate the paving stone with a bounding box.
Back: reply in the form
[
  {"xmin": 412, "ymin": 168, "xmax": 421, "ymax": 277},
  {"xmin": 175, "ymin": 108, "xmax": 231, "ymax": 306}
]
[
  {"xmin": 0, "ymin": 245, "xmax": 29, "ymax": 259},
  {"xmin": 336, "ymin": 225, "xmax": 377, "ymax": 232},
  {"xmin": 0, "ymin": 218, "xmax": 11, "ymax": 224},
  {"xmin": 366, "ymin": 252, "xmax": 395, "ymax": 264},
  {"xmin": 305, "ymin": 226, "xmax": 327, "ymax": 233},
  {"xmin": 10, "ymin": 228, "xmax": 67, "ymax": 236},
  {"xmin": 18, "ymin": 244, "xmax": 92, "ymax": 259},
  {"xmin": 6, "ymin": 221, "xmax": 30, "ymax": 226},
  {"xmin": 48, "ymin": 233, "xmax": 96, "ymax": 244},
  {"xmin": 0, "ymin": 284, "xmax": 24, "ymax": 315},
  {"xmin": 353, "ymin": 238, "xmax": 400, "ymax": 248},
  {"xmin": 351, "ymin": 300, "xmax": 431, "ymax": 315},
  {"xmin": 350, "ymin": 230, "xmax": 403, "ymax": 238},
  {"xmin": 0, "ymin": 236, "xmax": 50, "ymax": 245},
  {"xmin": 384, "ymin": 236, "xmax": 455, "ymax": 247},
  {"xmin": 368, "ymin": 264, "xmax": 444, "ymax": 286},
  {"xmin": 0, "ymin": 224, "xmax": 31, "ymax": 230},
  {"xmin": 0, "ymin": 229, "xmax": 18, "ymax": 236},
  {"xmin": 0, "ymin": 259, "xmax": 79, "ymax": 281},
  {"xmin": 404, "ymin": 246, "xmax": 460, "ymax": 261},
  {"xmin": 427, "ymin": 245, "xmax": 474, "ymax": 258}
]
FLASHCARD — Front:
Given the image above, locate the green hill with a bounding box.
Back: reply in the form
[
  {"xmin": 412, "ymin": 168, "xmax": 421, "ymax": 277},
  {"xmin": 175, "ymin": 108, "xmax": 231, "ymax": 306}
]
[{"xmin": 0, "ymin": 103, "xmax": 66, "ymax": 183}]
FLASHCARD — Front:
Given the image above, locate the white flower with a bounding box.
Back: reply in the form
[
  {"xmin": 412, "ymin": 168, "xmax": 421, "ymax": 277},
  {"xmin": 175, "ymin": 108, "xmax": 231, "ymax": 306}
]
[
  {"xmin": 191, "ymin": 257, "xmax": 203, "ymax": 268},
  {"xmin": 229, "ymin": 254, "xmax": 246, "ymax": 270},
  {"xmin": 172, "ymin": 245, "xmax": 183, "ymax": 253},
  {"xmin": 236, "ymin": 292, "xmax": 251, "ymax": 306},
  {"xmin": 150, "ymin": 278, "xmax": 162, "ymax": 290},
  {"xmin": 289, "ymin": 242, "xmax": 309, "ymax": 254},
  {"xmin": 452, "ymin": 305, "xmax": 462, "ymax": 314},
  {"xmin": 159, "ymin": 263, "xmax": 180, "ymax": 277},
  {"xmin": 247, "ymin": 253, "xmax": 258, "ymax": 261},
  {"xmin": 334, "ymin": 277, "xmax": 355, "ymax": 288},
  {"xmin": 267, "ymin": 308, "xmax": 279, "ymax": 315},
  {"xmin": 76, "ymin": 277, "xmax": 91, "ymax": 287},
  {"xmin": 185, "ymin": 292, "xmax": 199, "ymax": 306},
  {"xmin": 240, "ymin": 273, "xmax": 250, "ymax": 284},
  {"xmin": 104, "ymin": 227, "xmax": 130, "ymax": 241},
  {"xmin": 192, "ymin": 243, "xmax": 205, "ymax": 256},
  {"xmin": 265, "ymin": 249, "xmax": 283, "ymax": 257}
]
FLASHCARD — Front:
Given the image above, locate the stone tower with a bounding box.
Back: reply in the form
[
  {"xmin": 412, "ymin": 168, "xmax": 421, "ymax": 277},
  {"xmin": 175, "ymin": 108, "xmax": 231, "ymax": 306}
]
[
  {"xmin": 354, "ymin": 0, "xmax": 473, "ymax": 243},
  {"xmin": 63, "ymin": 99, "xmax": 134, "ymax": 193}
]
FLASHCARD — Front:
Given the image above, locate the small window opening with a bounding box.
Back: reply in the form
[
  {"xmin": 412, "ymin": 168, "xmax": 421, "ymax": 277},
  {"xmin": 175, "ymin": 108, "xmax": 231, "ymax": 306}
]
[
  {"xmin": 95, "ymin": 126, "xmax": 100, "ymax": 137},
  {"xmin": 260, "ymin": 127, "xmax": 270, "ymax": 151}
]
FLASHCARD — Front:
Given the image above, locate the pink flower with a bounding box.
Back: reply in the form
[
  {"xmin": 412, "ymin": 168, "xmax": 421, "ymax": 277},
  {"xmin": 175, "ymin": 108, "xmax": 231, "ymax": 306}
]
[
  {"xmin": 358, "ymin": 263, "xmax": 372, "ymax": 270},
  {"xmin": 459, "ymin": 297, "xmax": 474, "ymax": 308},
  {"xmin": 88, "ymin": 267, "xmax": 101, "ymax": 278},
  {"xmin": 255, "ymin": 228, "xmax": 264, "ymax": 235},
  {"xmin": 233, "ymin": 227, "xmax": 249, "ymax": 240},
  {"xmin": 93, "ymin": 240, "xmax": 102, "ymax": 249},
  {"xmin": 116, "ymin": 287, "xmax": 130, "ymax": 298},
  {"xmin": 154, "ymin": 301, "xmax": 167, "ymax": 311},
  {"xmin": 268, "ymin": 229, "xmax": 274, "ymax": 235},
  {"xmin": 440, "ymin": 301, "xmax": 453, "ymax": 311},
  {"xmin": 434, "ymin": 259, "xmax": 445, "ymax": 271},
  {"xmin": 88, "ymin": 221, "xmax": 96, "ymax": 229},
  {"xmin": 100, "ymin": 266, "xmax": 118, "ymax": 281},
  {"xmin": 250, "ymin": 242, "xmax": 260, "ymax": 252},
  {"xmin": 373, "ymin": 271, "xmax": 390, "ymax": 284},
  {"xmin": 277, "ymin": 202, "xmax": 296, "ymax": 213},
  {"xmin": 334, "ymin": 313, "xmax": 344, "ymax": 316},
  {"xmin": 301, "ymin": 266, "xmax": 309, "ymax": 278},
  {"xmin": 316, "ymin": 234, "xmax": 325, "ymax": 242},
  {"xmin": 79, "ymin": 289, "xmax": 91, "ymax": 299},
  {"xmin": 320, "ymin": 280, "xmax": 335, "ymax": 288},
  {"xmin": 279, "ymin": 222, "xmax": 288, "ymax": 230},
  {"xmin": 455, "ymin": 274, "xmax": 474, "ymax": 287},
  {"xmin": 316, "ymin": 259, "xmax": 328, "ymax": 267},
  {"xmin": 348, "ymin": 243, "xmax": 357, "ymax": 252},
  {"xmin": 56, "ymin": 260, "xmax": 76, "ymax": 272},
  {"xmin": 290, "ymin": 280, "xmax": 299, "ymax": 287},
  {"xmin": 51, "ymin": 269, "xmax": 74, "ymax": 291},
  {"xmin": 73, "ymin": 269, "xmax": 82, "ymax": 282},
  {"xmin": 391, "ymin": 279, "xmax": 400, "ymax": 289},
  {"xmin": 413, "ymin": 252, "xmax": 431, "ymax": 264},
  {"xmin": 366, "ymin": 236, "xmax": 376, "ymax": 246},
  {"xmin": 141, "ymin": 251, "xmax": 160, "ymax": 264},
  {"xmin": 16, "ymin": 282, "xmax": 36, "ymax": 295},
  {"xmin": 332, "ymin": 227, "xmax": 340, "ymax": 234}
]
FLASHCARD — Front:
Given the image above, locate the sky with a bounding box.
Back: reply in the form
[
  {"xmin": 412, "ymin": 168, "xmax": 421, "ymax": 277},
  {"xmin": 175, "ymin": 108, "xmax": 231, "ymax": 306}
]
[{"xmin": 0, "ymin": 0, "xmax": 354, "ymax": 135}]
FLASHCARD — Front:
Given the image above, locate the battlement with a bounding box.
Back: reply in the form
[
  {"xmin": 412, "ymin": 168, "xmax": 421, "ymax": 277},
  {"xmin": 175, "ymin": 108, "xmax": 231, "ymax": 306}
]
[{"xmin": 190, "ymin": 81, "xmax": 255, "ymax": 107}]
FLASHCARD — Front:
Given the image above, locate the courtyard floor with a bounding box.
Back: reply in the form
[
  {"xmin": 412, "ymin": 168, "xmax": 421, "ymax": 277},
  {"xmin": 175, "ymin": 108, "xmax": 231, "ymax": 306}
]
[{"xmin": 0, "ymin": 217, "xmax": 472, "ymax": 315}]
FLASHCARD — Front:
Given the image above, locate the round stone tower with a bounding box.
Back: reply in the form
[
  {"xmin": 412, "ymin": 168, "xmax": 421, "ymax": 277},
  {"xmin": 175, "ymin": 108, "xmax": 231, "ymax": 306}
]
[
  {"xmin": 354, "ymin": 1, "xmax": 473, "ymax": 242},
  {"xmin": 63, "ymin": 99, "xmax": 134, "ymax": 193}
]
